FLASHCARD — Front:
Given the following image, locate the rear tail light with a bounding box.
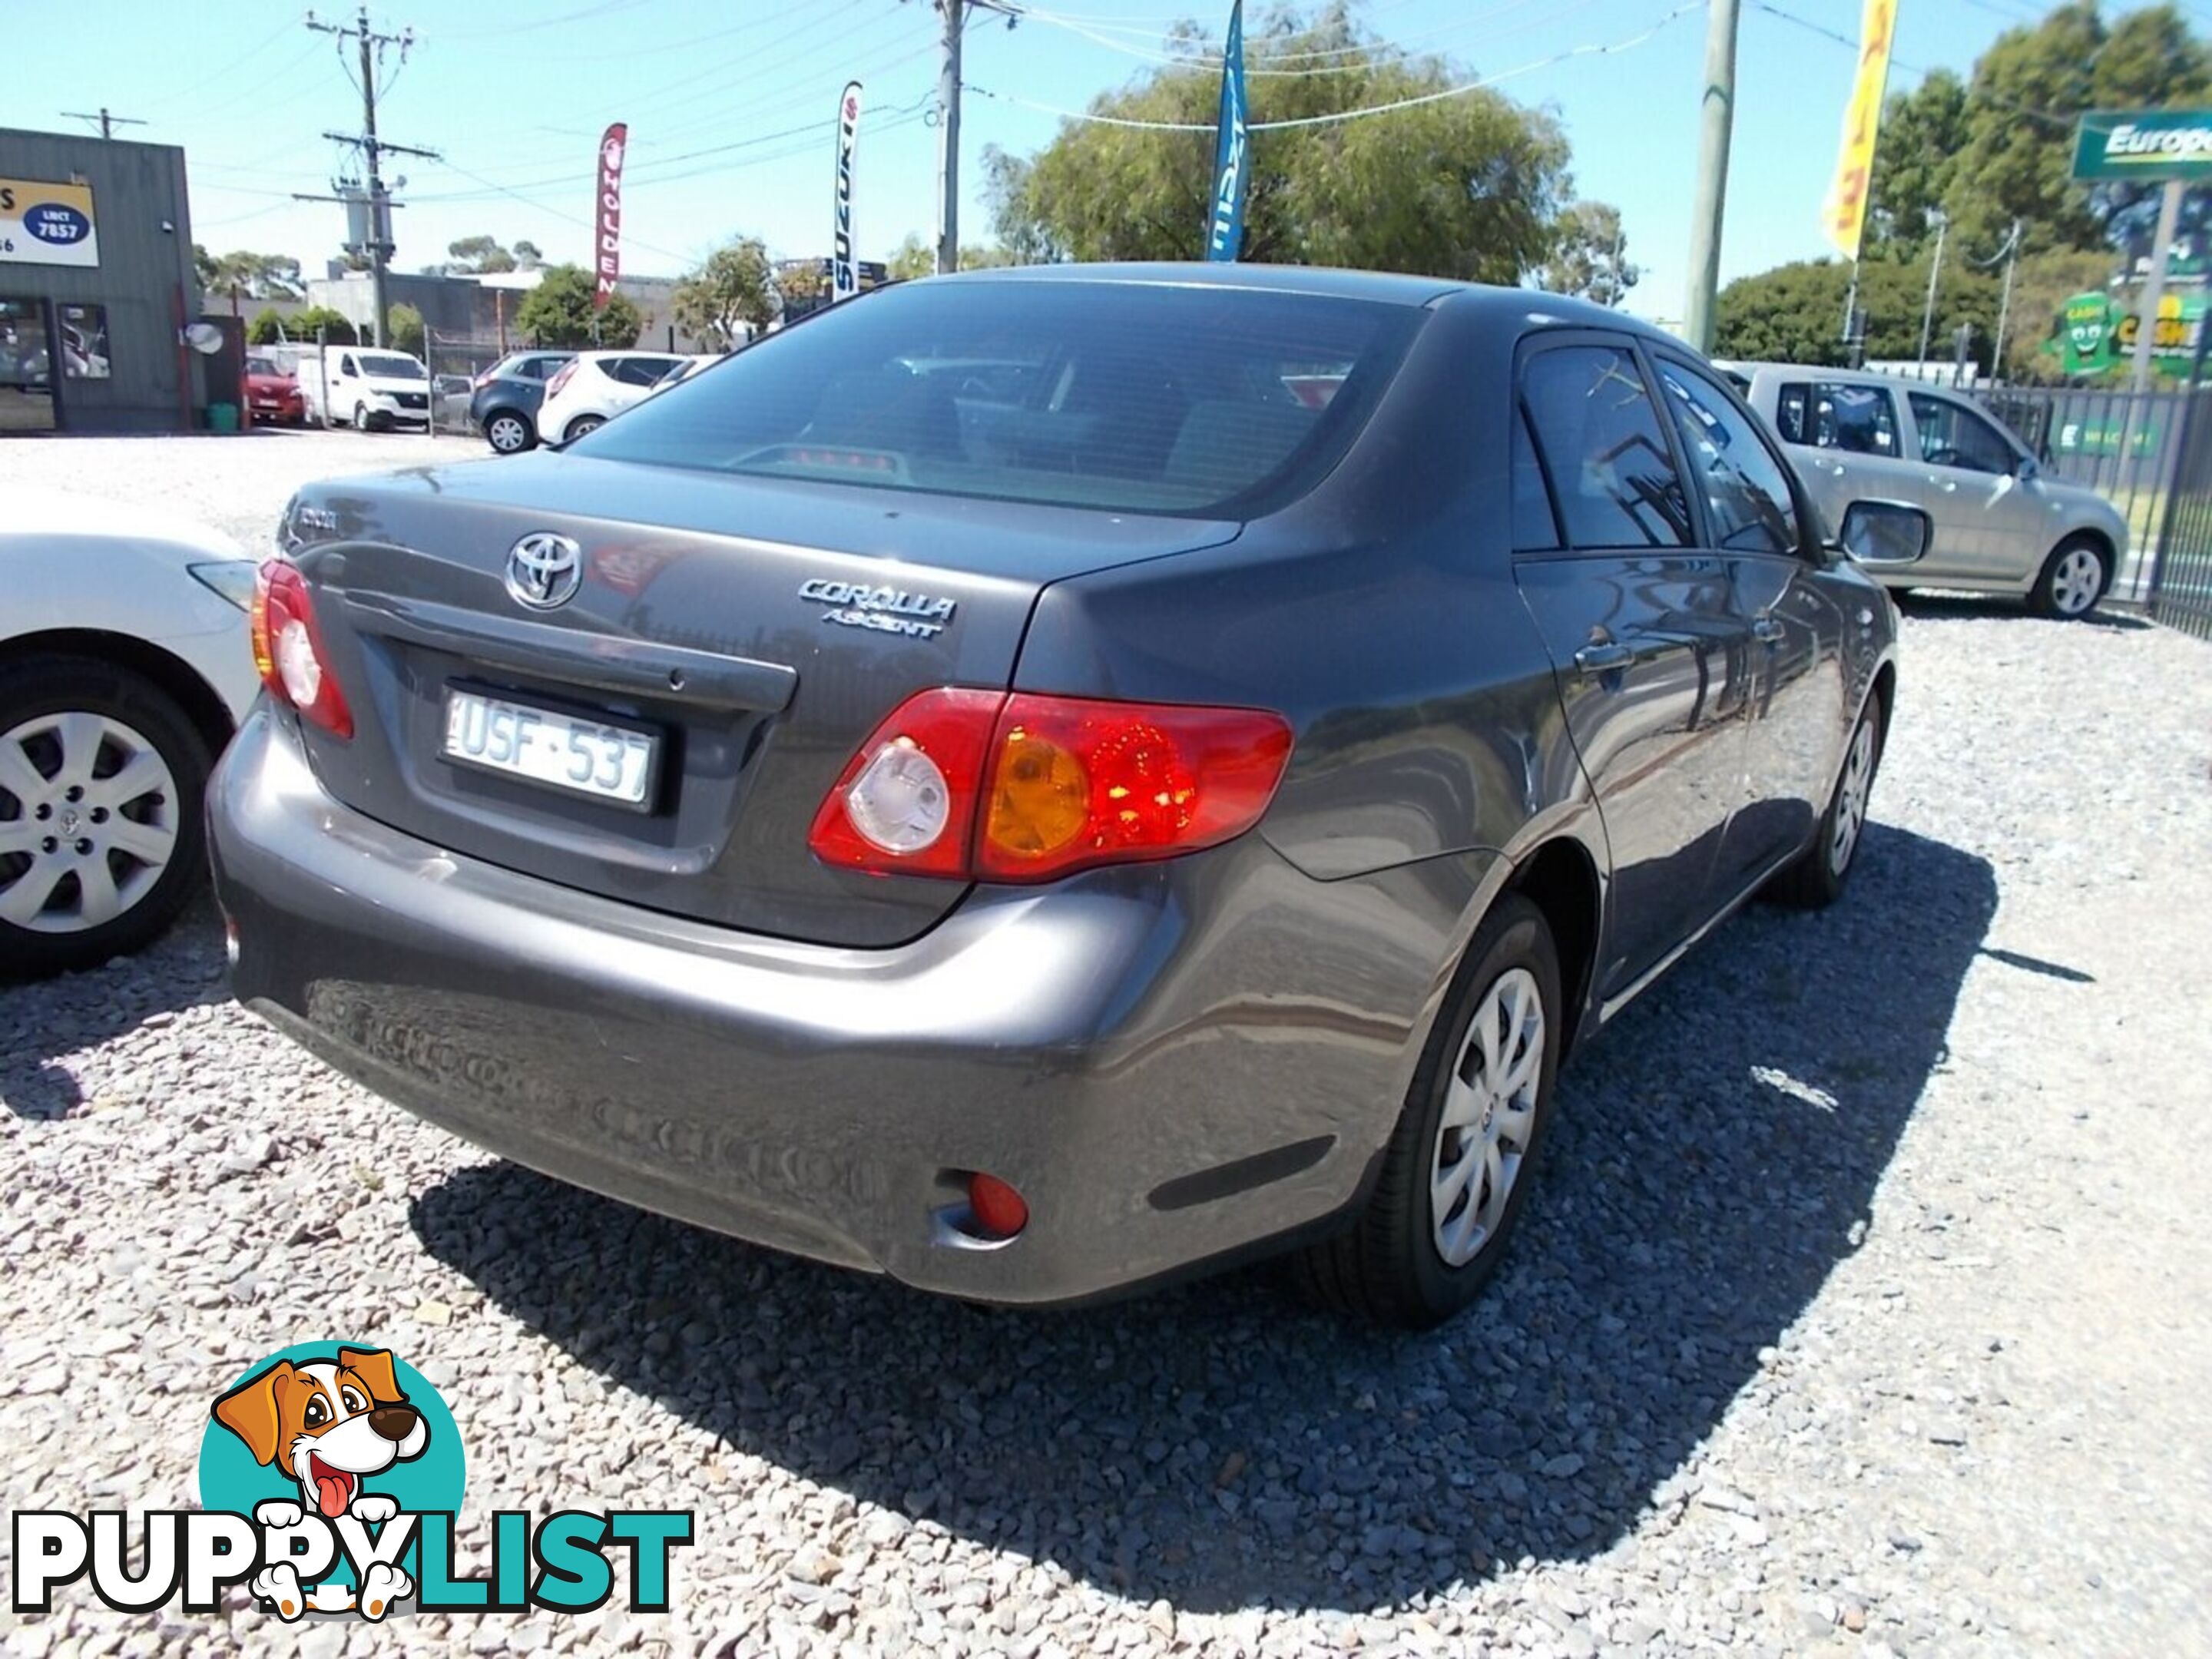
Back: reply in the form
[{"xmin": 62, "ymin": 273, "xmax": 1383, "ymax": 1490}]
[
  {"xmin": 809, "ymin": 689, "xmax": 1292, "ymax": 882},
  {"xmin": 250, "ymin": 560, "xmax": 354, "ymax": 739},
  {"xmin": 544, "ymin": 360, "xmax": 579, "ymax": 399}
]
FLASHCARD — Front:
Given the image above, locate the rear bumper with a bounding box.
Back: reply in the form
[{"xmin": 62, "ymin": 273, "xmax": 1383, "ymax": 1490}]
[{"xmin": 209, "ymin": 709, "xmax": 1429, "ymax": 1303}]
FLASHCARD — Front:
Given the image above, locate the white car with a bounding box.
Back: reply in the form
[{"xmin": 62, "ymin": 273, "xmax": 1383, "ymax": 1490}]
[
  {"xmin": 535, "ymin": 349, "xmax": 690, "ymax": 444},
  {"xmin": 2, "ymin": 491, "xmax": 261, "ymax": 976},
  {"xmin": 295, "ymin": 345, "xmax": 434, "ymax": 432}
]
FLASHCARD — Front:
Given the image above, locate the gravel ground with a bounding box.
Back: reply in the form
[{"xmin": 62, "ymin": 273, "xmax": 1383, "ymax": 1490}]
[{"xmin": 4, "ymin": 437, "xmax": 2211, "ymax": 1657}]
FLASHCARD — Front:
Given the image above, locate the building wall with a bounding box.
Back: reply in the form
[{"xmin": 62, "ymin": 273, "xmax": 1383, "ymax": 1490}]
[{"xmin": 0, "ymin": 126, "xmax": 201, "ymax": 433}]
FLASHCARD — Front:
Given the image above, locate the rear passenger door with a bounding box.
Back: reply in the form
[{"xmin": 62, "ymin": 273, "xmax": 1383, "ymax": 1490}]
[
  {"xmin": 1654, "ymin": 352, "xmax": 1850, "ymax": 880},
  {"xmin": 1510, "ymin": 336, "xmax": 1758, "ymax": 1005}
]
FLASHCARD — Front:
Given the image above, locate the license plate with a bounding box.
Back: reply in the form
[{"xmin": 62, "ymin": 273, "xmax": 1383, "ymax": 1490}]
[{"xmin": 442, "ymin": 689, "xmax": 656, "ymax": 806}]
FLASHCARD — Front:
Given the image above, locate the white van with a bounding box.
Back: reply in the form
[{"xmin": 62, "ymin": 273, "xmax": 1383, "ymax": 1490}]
[{"xmin": 293, "ymin": 346, "xmax": 433, "ymax": 432}]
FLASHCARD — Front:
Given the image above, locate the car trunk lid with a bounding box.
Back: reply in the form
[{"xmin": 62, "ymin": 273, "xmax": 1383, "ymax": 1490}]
[{"xmin": 283, "ymin": 454, "xmax": 1238, "ymax": 946}]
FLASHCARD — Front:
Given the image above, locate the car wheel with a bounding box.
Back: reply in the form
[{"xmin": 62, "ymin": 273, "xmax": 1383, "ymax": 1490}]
[
  {"xmin": 564, "ymin": 415, "xmax": 604, "ymax": 442},
  {"xmin": 0, "ymin": 657, "xmax": 214, "ymax": 980},
  {"xmin": 2029, "ymin": 536, "xmax": 2110, "ymax": 618},
  {"xmin": 485, "ymin": 411, "xmax": 533, "ymax": 454},
  {"xmin": 352, "ymin": 401, "xmax": 372, "ymax": 432},
  {"xmin": 1770, "ymin": 697, "xmax": 1883, "ymax": 910},
  {"xmin": 1294, "ymin": 893, "xmax": 1561, "ymax": 1328}
]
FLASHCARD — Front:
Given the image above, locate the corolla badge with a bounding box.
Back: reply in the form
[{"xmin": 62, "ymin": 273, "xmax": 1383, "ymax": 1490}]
[
  {"xmin": 505, "ymin": 533, "xmax": 583, "ymax": 611},
  {"xmin": 797, "ymin": 578, "xmax": 955, "ymax": 640}
]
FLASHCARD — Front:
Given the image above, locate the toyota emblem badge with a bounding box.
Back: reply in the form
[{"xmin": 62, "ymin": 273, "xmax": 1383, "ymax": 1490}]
[{"xmin": 505, "ymin": 532, "xmax": 584, "ymax": 611}]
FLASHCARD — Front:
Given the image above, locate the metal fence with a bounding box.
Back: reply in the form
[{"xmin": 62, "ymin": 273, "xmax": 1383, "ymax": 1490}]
[
  {"xmin": 425, "ymin": 329, "xmax": 506, "ymax": 438},
  {"xmin": 2147, "ymin": 393, "xmax": 2212, "ymax": 641}
]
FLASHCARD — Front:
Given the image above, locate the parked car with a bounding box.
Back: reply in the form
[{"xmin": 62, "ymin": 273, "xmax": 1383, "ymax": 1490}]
[
  {"xmin": 433, "ymin": 374, "xmax": 473, "ymax": 429},
  {"xmin": 533, "ymin": 349, "xmax": 690, "ymax": 444},
  {"xmin": 1727, "ymin": 362, "xmax": 2128, "ymax": 618},
  {"xmin": 647, "ymin": 353, "xmax": 725, "ymax": 396},
  {"xmin": 209, "ymin": 267, "xmax": 1912, "ymax": 1325},
  {"xmin": 243, "ymin": 353, "xmax": 305, "ymax": 426},
  {"xmin": 469, "ymin": 350, "xmax": 575, "ymax": 455},
  {"xmin": 4, "ymin": 490, "xmax": 261, "ymax": 977},
  {"xmin": 294, "ymin": 345, "xmax": 433, "ymax": 432}
]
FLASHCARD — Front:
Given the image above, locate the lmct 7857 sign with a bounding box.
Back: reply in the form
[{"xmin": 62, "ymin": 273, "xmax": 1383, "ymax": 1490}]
[{"xmin": 1, "ymin": 179, "xmax": 101, "ymax": 268}]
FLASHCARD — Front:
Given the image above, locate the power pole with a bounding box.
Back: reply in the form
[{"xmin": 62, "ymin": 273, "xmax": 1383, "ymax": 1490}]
[
  {"xmin": 1681, "ymin": 0, "xmax": 1740, "ymax": 353},
  {"xmin": 1978, "ymin": 218, "xmax": 2023, "ymax": 385},
  {"xmin": 305, "ymin": 7, "xmax": 437, "ymax": 347},
  {"xmin": 926, "ymin": 0, "xmax": 1018, "ymax": 276},
  {"xmin": 1917, "ymin": 210, "xmax": 1948, "ymax": 369},
  {"xmin": 60, "ymin": 108, "xmax": 147, "ymax": 141}
]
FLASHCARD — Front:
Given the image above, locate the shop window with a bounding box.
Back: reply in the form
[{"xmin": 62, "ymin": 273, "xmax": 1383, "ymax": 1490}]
[{"xmin": 61, "ymin": 303, "xmax": 110, "ymax": 379}]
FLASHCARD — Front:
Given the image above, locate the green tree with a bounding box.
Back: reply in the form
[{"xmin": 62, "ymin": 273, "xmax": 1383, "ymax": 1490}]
[
  {"xmin": 1536, "ymin": 201, "xmax": 1638, "ymax": 306},
  {"xmin": 246, "ymin": 308, "xmax": 290, "ymax": 345},
  {"xmin": 194, "ymin": 247, "xmax": 306, "ymax": 300},
  {"xmin": 887, "ymin": 233, "xmax": 935, "ymax": 281},
  {"xmin": 513, "ymin": 239, "xmax": 545, "ymax": 270},
  {"xmin": 283, "ymin": 304, "xmax": 359, "ymax": 345},
  {"xmin": 1715, "ymin": 256, "xmax": 1998, "ymax": 368},
  {"xmin": 513, "ymin": 265, "xmax": 642, "ymax": 347},
  {"xmin": 443, "ymin": 234, "xmax": 518, "ymax": 275},
  {"xmin": 386, "ymin": 303, "xmax": 426, "ymax": 359},
  {"xmin": 1866, "ymin": 70, "xmax": 1970, "ymax": 255},
  {"xmin": 673, "ymin": 237, "xmax": 778, "ymax": 348},
  {"xmin": 985, "ymin": 5, "xmax": 1573, "ymax": 279}
]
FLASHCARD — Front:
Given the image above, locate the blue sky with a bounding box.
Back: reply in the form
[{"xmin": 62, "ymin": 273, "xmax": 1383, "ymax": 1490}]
[{"xmin": 6, "ymin": 0, "xmax": 2154, "ymax": 320}]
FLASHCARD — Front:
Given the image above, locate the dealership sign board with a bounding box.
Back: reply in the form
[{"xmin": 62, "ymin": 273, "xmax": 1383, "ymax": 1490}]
[
  {"xmin": 1, "ymin": 178, "xmax": 100, "ymax": 267},
  {"xmin": 2072, "ymin": 111, "xmax": 2212, "ymax": 181}
]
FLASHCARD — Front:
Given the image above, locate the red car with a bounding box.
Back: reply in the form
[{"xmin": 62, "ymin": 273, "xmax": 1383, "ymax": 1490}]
[{"xmin": 244, "ymin": 353, "xmax": 305, "ymax": 426}]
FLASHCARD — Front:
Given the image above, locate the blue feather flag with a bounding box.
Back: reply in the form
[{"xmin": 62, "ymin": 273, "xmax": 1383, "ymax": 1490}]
[{"xmin": 1206, "ymin": 0, "xmax": 1249, "ymax": 261}]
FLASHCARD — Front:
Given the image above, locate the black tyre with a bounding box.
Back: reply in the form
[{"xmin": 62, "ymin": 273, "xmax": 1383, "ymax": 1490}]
[
  {"xmin": 484, "ymin": 409, "xmax": 535, "ymax": 454},
  {"xmin": 0, "ymin": 656, "xmax": 214, "ymax": 980},
  {"xmin": 1770, "ymin": 697, "xmax": 1882, "ymax": 910},
  {"xmin": 564, "ymin": 414, "xmax": 604, "ymax": 442},
  {"xmin": 1295, "ymin": 893, "xmax": 1562, "ymax": 1328},
  {"xmin": 2028, "ymin": 535, "xmax": 2110, "ymax": 619},
  {"xmin": 352, "ymin": 400, "xmax": 373, "ymax": 433}
]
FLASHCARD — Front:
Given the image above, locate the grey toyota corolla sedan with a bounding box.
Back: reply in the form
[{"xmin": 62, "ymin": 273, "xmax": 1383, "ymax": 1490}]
[{"xmin": 210, "ymin": 265, "xmax": 1912, "ymax": 1326}]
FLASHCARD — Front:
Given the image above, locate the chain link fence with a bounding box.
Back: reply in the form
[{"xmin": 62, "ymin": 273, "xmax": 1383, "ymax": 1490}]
[{"xmin": 425, "ymin": 329, "xmax": 508, "ymax": 439}]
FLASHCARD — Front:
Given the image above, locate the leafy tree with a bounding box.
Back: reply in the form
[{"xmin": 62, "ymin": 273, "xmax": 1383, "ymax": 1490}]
[
  {"xmin": 246, "ymin": 308, "xmax": 290, "ymax": 345},
  {"xmin": 887, "ymin": 233, "xmax": 935, "ymax": 282},
  {"xmin": 1866, "ymin": 70, "xmax": 1970, "ymax": 255},
  {"xmin": 444, "ymin": 234, "xmax": 518, "ymax": 275},
  {"xmin": 673, "ymin": 237, "xmax": 779, "ymax": 348},
  {"xmin": 386, "ymin": 303, "xmax": 426, "ymax": 358},
  {"xmin": 514, "ymin": 239, "xmax": 545, "ymax": 270},
  {"xmin": 194, "ymin": 247, "xmax": 306, "ymax": 300},
  {"xmin": 1535, "ymin": 201, "xmax": 1638, "ymax": 306},
  {"xmin": 985, "ymin": 5, "xmax": 1572, "ymax": 280},
  {"xmin": 1715, "ymin": 256, "xmax": 1998, "ymax": 368},
  {"xmin": 283, "ymin": 304, "xmax": 359, "ymax": 345},
  {"xmin": 513, "ymin": 264, "xmax": 641, "ymax": 347}
]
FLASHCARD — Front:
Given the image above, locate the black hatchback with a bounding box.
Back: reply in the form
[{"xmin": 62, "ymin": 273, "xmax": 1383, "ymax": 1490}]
[{"xmin": 469, "ymin": 351, "xmax": 575, "ymax": 454}]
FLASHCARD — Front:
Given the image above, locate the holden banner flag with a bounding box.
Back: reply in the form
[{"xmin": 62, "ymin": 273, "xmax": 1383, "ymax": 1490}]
[
  {"xmin": 594, "ymin": 122, "xmax": 628, "ymax": 310},
  {"xmin": 1820, "ymin": 0, "xmax": 1896, "ymax": 260},
  {"xmin": 1205, "ymin": 0, "xmax": 1248, "ymax": 261},
  {"xmin": 833, "ymin": 82, "xmax": 863, "ymax": 302}
]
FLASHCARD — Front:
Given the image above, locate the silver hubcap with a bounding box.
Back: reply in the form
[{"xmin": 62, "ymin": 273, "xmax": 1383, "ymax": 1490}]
[
  {"xmin": 1431, "ymin": 965, "xmax": 1544, "ymax": 1267},
  {"xmin": 1830, "ymin": 716, "xmax": 1876, "ymax": 875},
  {"xmin": 489, "ymin": 416, "xmax": 525, "ymax": 451},
  {"xmin": 2050, "ymin": 547, "xmax": 2101, "ymax": 614},
  {"xmin": 0, "ymin": 712, "xmax": 179, "ymax": 934}
]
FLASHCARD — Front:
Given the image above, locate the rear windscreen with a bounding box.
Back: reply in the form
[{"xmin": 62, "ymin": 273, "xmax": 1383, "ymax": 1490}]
[{"xmin": 568, "ymin": 280, "xmax": 1422, "ymax": 515}]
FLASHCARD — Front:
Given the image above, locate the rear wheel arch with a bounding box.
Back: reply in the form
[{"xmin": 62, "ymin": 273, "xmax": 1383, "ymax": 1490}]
[
  {"xmin": 0, "ymin": 630, "xmax": 236, "ymax": 759},
  {"xmin": 1500, "ymin": 836, "xmax": 1601, "ymax": 1059}
]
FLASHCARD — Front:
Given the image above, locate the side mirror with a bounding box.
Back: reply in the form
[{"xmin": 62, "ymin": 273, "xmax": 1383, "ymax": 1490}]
[
  {"xmin": 1836, "ymin": 499, "xmax": 1931, "ymax": 566},
  {"xmin": 2015, "ymin": 455, "xmax": 2041, "ymax": 481}
]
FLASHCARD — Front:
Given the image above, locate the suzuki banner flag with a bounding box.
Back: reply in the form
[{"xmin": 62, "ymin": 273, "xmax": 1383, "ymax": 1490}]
[
  {"xmin": 833, "ymin": 82, "xmax": 863, "ymax": 302},
  {"xmin": 1205, "ymin": 0, "xmax": 1248, "ymax": 261},
  {"xmin": 594, "ymin": 122, "xmax": 628, "ymax": 310},
  {"xmin": 1820, "ymin": 0, "xmax": 1896, "ymax": 260}
]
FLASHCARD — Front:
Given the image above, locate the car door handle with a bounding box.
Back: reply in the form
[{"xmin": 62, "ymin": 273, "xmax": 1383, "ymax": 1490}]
[
  {"xmin": 1926, "ymin": 475, "xmax": 1959, "ymax": 492},
  {"xmin": 1573, "ymin": 641, "xmax": 1636, "ymax": 674},
  {"xmin": 1751, "ymin": 616, "xmax": 1786, "ymax": 644}
]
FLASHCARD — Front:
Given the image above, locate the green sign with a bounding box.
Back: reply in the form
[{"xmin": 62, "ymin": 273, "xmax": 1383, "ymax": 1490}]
[
  {"xmin": 2051, "ymin": 288, "xmax": 2206, "ymax": 376},
  {"xmin": 2072, "ymin": 109, "xmax": 2212, "ymax": 181}
]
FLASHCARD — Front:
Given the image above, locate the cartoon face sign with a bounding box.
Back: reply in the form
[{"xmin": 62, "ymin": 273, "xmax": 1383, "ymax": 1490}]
[{"xmin": 210, "ymin": 1347, "xmax": 429, "ymax": 1519}]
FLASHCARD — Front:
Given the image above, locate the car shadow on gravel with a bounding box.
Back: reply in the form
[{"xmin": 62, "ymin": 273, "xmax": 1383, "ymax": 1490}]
[
  {"xmin": 0, "ymin": 897, "xmax": 230, "ymax": 1120},
  {"xmin": 411, "ymin": 822, "xmax": 1997, "ymax": 1615},
  {"xmin": 1892, "ymin": 591, "xmax": 2154, "ymax": 630}
]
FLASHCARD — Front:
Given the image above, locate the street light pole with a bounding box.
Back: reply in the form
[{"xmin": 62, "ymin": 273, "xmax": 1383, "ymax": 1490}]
[{"xmin": 1917, "ymin": 211, "xmax": 1948, "ymax": 369}]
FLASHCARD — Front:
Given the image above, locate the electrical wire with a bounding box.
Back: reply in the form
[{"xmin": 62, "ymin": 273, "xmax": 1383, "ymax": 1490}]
[
  {"xmin": 1747, "ymin": 0, "xmax": 2079, "ymax": 132},
  {"xmin": 1004, "ymin": 0, "xmax": 1564, "ymax": 71},
  {"xmin": 972, "ymin": 2, "xmax": 1701, "ymax": 134}
]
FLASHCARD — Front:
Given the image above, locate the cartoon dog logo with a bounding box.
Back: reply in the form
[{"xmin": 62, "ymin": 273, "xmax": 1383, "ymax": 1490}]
[{"xmin": 210, "ymin": 1346, "xmax": 427, "ymax": 1620}]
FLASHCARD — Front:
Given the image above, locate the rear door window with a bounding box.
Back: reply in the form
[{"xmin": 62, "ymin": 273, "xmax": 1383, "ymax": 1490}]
[
  {"xmin": 570, "ymin": 280, "xmax": 1422, "ymax": 515},
  {"xmin": 1654, "ymin": 356, "xmax": 1800, "ymax": 556},
  {"xmin": 1517, "ymin": 344, "xmax": 1694, "ymax": 550},
  {"xmin": 1777, "ymin": 379, "xmax": 1902, "ymax": 455}
]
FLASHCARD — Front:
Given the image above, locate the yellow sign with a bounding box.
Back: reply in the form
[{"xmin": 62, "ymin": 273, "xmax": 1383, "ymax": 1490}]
[
  {"xmin": 1, "ymin": 177, "xmax": 100, "ymax": 268},
  {"xmin": 1820, "ymin": 0, "xmax": 1897, "ymax": 260}
]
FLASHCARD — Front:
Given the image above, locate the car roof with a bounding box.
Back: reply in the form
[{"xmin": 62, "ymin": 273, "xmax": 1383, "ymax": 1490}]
[
  {"xmin": 1724, "ymin": 359, "xmax": 1955, "ymax": 392},
  {"xmin": 930, "ymin": 261, "xmax": 1679, "ymax": 338}
]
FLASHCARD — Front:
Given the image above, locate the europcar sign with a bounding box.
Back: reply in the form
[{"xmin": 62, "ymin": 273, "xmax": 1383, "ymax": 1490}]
[
  {"xmin": 1, "ymin": 178, "xmax": 100, "ymax": 267},
  {"xmin": 2072, "ymin": 111, "xmax": 2212, "ymax": 181}
]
